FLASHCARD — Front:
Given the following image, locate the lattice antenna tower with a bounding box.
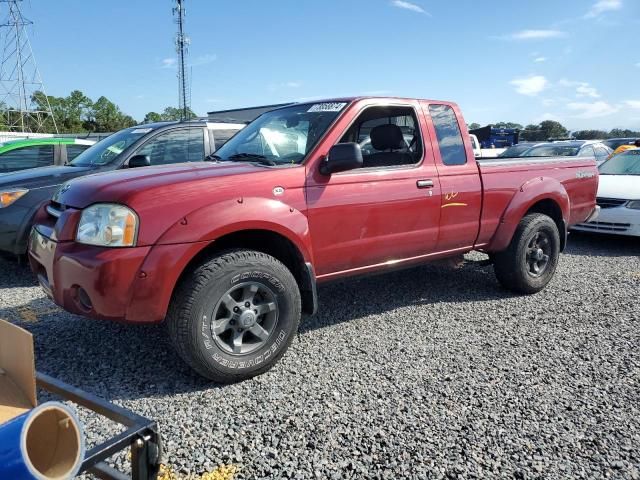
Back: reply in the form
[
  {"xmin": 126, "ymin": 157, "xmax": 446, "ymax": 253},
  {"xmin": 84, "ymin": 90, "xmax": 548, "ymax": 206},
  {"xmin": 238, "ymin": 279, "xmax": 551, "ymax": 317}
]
[
  {"xmin": 0, "ymin": 0, "xmax": 57, "ymax": 133},
  {"xmin": 173, "ymin": 0, "xmax": 191, "ymax": 121}
]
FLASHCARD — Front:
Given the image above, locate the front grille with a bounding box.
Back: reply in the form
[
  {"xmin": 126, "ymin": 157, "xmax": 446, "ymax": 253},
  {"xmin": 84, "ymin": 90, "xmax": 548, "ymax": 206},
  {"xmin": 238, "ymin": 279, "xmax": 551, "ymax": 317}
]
[
  {"xmin": 596, "ymin": 197, "xmax": 626, "ymax": 209},
  {"xmin": 576, "ymin": 221, "xmax": 631, "ymax": 232}
]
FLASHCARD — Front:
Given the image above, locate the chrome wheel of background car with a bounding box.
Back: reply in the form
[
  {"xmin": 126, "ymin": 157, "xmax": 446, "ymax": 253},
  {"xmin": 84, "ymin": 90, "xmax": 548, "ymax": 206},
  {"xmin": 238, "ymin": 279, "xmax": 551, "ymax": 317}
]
[
  {"xmin": 525, "ymin": 231, "xmax": 551, "ymax": 277},
  {"xmin": 210, "ymin": 282, "xmax": 278, "ymax": 355}
]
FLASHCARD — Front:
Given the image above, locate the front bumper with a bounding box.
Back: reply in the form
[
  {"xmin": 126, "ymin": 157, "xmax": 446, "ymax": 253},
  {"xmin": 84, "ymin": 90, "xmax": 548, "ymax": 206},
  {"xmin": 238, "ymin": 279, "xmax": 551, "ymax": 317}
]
[
  {"xmin": 572, "ymin": 205, "xmax": 640, "ymax": 237},
  {"xmin": 28, "ymin": 225, "xmax": 209, "ymax": 323}
]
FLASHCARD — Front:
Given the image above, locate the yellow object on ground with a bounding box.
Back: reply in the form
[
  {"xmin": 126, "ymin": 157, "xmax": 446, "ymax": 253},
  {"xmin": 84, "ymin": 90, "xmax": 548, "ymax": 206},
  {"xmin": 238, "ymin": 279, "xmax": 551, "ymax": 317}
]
[{"xmin": 157, "ymin": 463, "xmax": 237, "ymax": 480}]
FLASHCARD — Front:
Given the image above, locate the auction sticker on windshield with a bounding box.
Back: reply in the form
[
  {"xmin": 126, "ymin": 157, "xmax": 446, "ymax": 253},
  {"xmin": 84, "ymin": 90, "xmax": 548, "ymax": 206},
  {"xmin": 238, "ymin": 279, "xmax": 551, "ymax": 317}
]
[{"xmin": 307, "ymin": 102, "xmax": 347, "ymax": 113}]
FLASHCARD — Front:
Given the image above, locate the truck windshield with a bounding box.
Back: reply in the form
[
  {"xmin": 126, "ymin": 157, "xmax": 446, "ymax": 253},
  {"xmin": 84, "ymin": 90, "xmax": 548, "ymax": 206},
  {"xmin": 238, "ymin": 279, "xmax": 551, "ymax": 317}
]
[
  {"xmin": 69, "ymin": 127, "xmax": 154, "ymax": 167},
  {"xmin": 213, "ymin": 102, "xmax": 348, "ymax": 165},
  {"xmin": 599, "ymin": 149, "xmax": 640, "ymax": 175}
]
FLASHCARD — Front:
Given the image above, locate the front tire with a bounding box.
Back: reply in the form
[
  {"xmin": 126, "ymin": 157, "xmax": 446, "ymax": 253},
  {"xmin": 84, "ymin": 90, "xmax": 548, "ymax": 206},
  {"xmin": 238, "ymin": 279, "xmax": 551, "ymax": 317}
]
[
  {"xmin": 166, "ymin": 249, "xmax": 301, "ymax": 383},
  {"xmin": 493, "ymin": 213, "xmax": 560, "ymax": 294}
]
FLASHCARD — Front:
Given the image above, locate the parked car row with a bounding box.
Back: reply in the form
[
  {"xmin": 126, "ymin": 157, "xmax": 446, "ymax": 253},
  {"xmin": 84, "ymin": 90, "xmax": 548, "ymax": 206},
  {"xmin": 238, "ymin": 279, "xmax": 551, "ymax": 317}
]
[
  {"xmin": 572, "ymin": 149, "xmax": 640, "ymax": 237},
  {"xmin": 0, "ymin": 120, "xmax": 244, "ymax": 255},
  {"xmin": 498, "ymin": 140, "xmax": 613, "ymax": 165}
]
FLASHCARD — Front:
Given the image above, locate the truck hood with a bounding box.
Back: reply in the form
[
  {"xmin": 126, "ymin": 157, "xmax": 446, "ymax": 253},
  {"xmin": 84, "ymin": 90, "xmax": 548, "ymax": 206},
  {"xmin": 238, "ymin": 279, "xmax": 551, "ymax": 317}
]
[
  {"xmin": 56, "ymin": 161, "xmax": 285, "ymax": 209},
  {"xmin": 597, "ymin": 175, "xmax": 640, "ymax": 200},
  {"xmin": 0, "ymin": 165, "xmax": 93, "ymax": 190}
]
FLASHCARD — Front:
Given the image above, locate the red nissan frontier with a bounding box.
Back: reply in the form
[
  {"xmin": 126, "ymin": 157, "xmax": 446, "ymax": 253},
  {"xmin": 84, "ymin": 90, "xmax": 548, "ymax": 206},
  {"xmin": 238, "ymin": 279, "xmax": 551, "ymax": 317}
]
[{"xmin": 28, "ymin": 97, "xmax": 599, "ymax": 382}]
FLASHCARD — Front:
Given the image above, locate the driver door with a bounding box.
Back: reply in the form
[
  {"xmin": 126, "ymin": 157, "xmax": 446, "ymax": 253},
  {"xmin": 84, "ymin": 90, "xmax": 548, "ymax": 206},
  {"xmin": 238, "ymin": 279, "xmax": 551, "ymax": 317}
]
[{"xmin": 305, "ymin": 101, "xmax": 441, "ymax": 279}]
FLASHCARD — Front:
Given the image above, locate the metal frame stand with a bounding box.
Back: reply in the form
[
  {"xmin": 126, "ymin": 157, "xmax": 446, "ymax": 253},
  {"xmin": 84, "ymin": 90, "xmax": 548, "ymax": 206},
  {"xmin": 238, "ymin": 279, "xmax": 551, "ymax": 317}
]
[{"xmin": 36, "ymin": 372, "xmax": 161, "ymax": 480}]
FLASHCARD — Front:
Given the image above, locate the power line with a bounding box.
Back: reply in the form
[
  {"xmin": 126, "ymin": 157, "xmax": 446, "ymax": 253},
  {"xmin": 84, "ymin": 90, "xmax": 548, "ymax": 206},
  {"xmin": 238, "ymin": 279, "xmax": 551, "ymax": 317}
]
[
  {"xmin": 0, "ymin": 0, "xmax": 57, "ymax": 133},
  {"xmin": 173, "ymin": 0, "xmax": 190, "ymax": 121}
]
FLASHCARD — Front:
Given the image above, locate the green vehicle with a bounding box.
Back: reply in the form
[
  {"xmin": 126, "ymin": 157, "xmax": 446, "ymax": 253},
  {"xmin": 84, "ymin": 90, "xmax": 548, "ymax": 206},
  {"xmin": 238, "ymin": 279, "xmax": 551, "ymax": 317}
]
[{"xmin": 0, "ymin": 137, "xmax": 95, "ymax": 174}]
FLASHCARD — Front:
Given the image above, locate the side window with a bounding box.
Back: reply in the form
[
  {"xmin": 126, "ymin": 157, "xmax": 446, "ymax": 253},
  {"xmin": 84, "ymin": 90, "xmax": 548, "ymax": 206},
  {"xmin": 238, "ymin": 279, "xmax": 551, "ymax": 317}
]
[
  {"xmin": 428, "ymin": 104, "xmax": 467, "ymax": 166},
  {"xmin": 578, "ymin": 145, "xmax": 595, "ymax": 157},
  {"xmin": 0, "ymin": 145, "xmax": 54, "ymax": 172},
  {"xmin": 212, "ymin": 129, "xmax": 239, "ymax": 150},
  {"xmin": 66, "ymin": 144, "xmax": 91, "ymax": 161},
  {"xmin": 594, "ymin": 146, "xmax": 609, "ymax": 162},
  {"xmin": 135, "ymin": 129, "xmax": 205, "ymax": 165},
  {"xmin": 339, "ymin": 106, "xmax": 422, "ymax": 169}
]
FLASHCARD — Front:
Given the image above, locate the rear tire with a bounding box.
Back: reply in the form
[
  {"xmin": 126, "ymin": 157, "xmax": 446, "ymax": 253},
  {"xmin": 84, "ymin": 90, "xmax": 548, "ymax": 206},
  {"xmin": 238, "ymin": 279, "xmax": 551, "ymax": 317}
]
[
  {"xmin": 166, "ymin": 249, "xmax": 301, "ymax": 383},
  {"xmin": 493, "ymin": 213, "xmax": 560, "ymax": 294}
]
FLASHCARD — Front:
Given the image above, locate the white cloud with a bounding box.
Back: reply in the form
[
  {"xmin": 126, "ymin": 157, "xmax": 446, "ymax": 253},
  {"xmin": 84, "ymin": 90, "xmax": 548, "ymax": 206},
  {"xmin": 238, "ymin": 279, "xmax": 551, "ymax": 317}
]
[
  {"xmin": 284, "ymin": 81, "xmax": 301, "ymax": 88},
  {"xmin": 575, "ymin": 84, "xmax": 600, "ymax": 98},
  {"xmin": 510, "ymin": 75, "xmax": 549, "ymax": 96},
  {"xmin": 161, "ymin": 58, "xmax": 176, "ymax": 69},
  {"xmin": 584, "ymin": 0, "xmax": 622, "ymax": 18},
  {"xmin": 567, "ymin": 101, "xmax": 619, "ymax": 118},
  {"xmin": 636, "ymin": 62, "xmax": 640, "ymax": 68},
  {"xmin": 558, "ymin": 79, "xmax": 600, "ymax": 98},
  {"xmin": 505, "ymin": 29, "xmax": 567, "ymax": 40},
  {"xmin": 534, "ymin": 56, "xmax": 547, "ymax": 63},
  {"xmin": 625, "ymin": 100, "xmax": 640, "ymax": 109},
  {"xmin": 390, "ymin": 1, "xmax": 430, "ymax": 15}
]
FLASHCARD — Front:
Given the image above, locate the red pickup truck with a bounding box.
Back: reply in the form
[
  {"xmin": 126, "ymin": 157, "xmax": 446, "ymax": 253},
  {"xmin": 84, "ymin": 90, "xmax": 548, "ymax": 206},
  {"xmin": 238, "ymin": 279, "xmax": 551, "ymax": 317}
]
[{"xmin": 29, "ymin": 97, "xmax": 599, "ymax": 382}]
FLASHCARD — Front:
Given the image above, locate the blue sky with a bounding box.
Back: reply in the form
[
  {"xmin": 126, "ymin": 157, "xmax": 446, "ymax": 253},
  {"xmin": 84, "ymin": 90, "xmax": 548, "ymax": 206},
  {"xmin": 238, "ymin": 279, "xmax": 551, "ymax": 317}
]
[{"xmin": 22, "ymin": 0, "xmax": 639, "ymax": 130}]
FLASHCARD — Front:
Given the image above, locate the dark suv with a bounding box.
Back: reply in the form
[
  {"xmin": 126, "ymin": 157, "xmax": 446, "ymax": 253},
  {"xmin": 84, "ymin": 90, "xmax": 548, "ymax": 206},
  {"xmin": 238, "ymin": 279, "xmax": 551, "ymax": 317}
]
[{"xmin": 0, "ymin": 120, "xmax": 244, "ymax": 255}]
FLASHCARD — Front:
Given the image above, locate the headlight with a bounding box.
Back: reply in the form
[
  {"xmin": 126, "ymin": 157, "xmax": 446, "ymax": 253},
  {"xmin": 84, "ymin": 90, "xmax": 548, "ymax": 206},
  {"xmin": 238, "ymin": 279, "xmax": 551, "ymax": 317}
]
[
  {"xmin": 0, "ymin": 188, "xmax": 28, "ymax": 208},
  {"xmin": 76, "ymin": 204, "xmax": 139, "ymax": 247},
  {"xmin": 627, "ymin": 200, "xmax": 640, "ymax": 210}
]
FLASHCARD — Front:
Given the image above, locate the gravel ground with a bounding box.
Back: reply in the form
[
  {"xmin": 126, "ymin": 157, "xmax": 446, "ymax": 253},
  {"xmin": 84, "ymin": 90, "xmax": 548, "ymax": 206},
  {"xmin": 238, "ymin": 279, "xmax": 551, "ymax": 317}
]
[{"xmin": 1, "ymin": 232, "xmax": 639, "ymax": 479}]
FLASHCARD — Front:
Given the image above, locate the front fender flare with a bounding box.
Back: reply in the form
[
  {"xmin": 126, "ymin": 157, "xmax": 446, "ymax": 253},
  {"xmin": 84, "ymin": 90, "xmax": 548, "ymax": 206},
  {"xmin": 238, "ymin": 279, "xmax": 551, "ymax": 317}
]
[
  {"xmin": 155, "ymin": 197, "xmax": 313, "ymax": 263},
  {"xmin": 486, "ymin": 176, "xmax": 570, "ymax": 252}
]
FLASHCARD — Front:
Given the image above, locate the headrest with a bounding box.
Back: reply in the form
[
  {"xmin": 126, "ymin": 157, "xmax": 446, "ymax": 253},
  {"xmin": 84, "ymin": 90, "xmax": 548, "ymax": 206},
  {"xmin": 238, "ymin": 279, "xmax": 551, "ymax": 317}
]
[{"xmin": 370, "ymin": 124, "xmax": 405, "ymax": 151}]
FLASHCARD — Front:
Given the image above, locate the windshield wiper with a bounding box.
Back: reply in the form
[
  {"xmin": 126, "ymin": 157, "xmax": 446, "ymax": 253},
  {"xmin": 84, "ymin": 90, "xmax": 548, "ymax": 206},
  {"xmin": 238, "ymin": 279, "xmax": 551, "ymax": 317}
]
[
  {"xmin": 205, "ymin": 153, "xmax": 223, "ymax": 162},
  {"xmin": 228, "ymin": 153, "xmax": 277, "ymax": 166}
]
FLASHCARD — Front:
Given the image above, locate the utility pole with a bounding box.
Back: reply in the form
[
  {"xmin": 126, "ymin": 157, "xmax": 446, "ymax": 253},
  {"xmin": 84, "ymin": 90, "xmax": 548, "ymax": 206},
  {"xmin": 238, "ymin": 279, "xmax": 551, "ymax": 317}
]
[
  {"xmin": 0, "ymin": 0, "xmax": 57, "ymax": 133},
  {"xmin": 173, "ymin": 0, "xmax": 190, "ymax": 121}
]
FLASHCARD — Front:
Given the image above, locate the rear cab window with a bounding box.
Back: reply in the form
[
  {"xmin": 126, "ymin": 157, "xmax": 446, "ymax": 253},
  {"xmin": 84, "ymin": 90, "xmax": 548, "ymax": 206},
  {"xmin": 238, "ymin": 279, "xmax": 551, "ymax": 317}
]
[{"xmin": 428, "ymin": 104, "xmax": 467, "ymax": 166}]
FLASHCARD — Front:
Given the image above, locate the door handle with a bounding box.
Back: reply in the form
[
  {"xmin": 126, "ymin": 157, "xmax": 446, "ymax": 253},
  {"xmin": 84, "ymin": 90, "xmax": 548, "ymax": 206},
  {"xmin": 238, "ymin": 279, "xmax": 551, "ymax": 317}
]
[{"xmin": 416, "ymin": 179, "xmax": 434, "ymax": 189}]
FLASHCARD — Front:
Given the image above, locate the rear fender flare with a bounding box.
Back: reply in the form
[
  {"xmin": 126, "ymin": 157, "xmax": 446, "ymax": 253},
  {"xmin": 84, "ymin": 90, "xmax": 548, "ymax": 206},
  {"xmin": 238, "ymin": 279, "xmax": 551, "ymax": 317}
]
[{"xmin": 487, "ymin": 176, "xmax": 569, "ymax": 252}]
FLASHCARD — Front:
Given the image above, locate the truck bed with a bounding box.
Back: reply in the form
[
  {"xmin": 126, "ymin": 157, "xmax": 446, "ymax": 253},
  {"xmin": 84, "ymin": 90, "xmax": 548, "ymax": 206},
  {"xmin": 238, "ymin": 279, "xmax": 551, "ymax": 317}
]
[{"xmin": 475, "ymin": 156, "xmax": 599, "ymax": 248}]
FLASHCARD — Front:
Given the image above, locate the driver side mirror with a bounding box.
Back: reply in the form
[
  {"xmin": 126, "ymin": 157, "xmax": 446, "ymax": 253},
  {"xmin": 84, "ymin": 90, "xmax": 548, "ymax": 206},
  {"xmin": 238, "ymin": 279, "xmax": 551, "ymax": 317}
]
[
  {"xmin": 128, "ymin": 154, "xmax": 151, "ymax": 168},
  {"xmin": 319, "ymin": 143, "xmax": 363, "ymax": 175}
]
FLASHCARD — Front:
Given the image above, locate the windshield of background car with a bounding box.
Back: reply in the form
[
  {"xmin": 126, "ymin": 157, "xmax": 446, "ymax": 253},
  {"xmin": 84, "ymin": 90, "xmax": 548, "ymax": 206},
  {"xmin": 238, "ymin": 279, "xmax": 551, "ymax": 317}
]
[
  {"xmin": 213, "ymin": 102, "xmax": 348, "ymax": 165},
  {"xmin": 603, "ymin": 139, "xmax": 634, "ymax": 150},
  {"xmin": 599, "ymin": 149, "xmax": 640, "ymax": 175},
  {"xmin": 69, "ymin": 127, "xmax": 154, "ymax": 166},
  {"xmin": 499, "ymin": 144, "xmax": 533, "ymax": 157},
  {"xmin": 522, "ymin": 144, "xmax": 580, "ymax": 157}
]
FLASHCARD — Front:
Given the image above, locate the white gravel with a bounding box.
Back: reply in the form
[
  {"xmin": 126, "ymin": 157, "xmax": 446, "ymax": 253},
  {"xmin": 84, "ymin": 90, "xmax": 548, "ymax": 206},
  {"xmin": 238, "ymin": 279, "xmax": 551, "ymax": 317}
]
[{"xmin": 1, "ymin": 232, "xmax": 639, "ymax": 479}]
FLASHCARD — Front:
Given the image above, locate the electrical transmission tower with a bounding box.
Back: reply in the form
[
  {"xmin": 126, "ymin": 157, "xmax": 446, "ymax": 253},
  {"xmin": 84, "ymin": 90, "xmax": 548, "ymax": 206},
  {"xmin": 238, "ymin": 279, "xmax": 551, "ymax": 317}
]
[
  {"xmin": 0, "ymin": 0, "xmax": 57, "ymax": 133},
  {"xmin": 173, "ymin": 0, "xmax": 191, "ymax": 121}
]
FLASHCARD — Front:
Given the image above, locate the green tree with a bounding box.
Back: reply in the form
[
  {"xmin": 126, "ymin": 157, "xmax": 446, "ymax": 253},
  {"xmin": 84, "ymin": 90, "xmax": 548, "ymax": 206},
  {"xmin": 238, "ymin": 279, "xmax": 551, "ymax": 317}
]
[
  {"xmin": 539, "ymin": 120, "xmax": 569, "ymax": 140},
  {"xmin": 143, "ymin": 111, "xmax": 163, "ymax": 123},
  {"xmin": 468, "ymin": 122, "xmax": 481, "ymax": 130},
  {"xmin": 89, "ymin": 96, "xmax": 136, "ymax": 132},
  {"xmin": 520, "ymin": 124, "xmax": 544, "ymax": 141},
  {"xmin": 573, "ymin": 130, "xmax": 608, "ymax": 140},
  {"xmin": 143, "ymin": 106, "xmax": 198, "ymax": 124}
]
